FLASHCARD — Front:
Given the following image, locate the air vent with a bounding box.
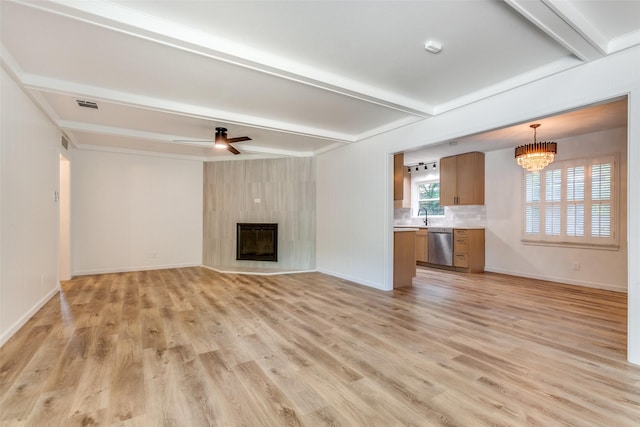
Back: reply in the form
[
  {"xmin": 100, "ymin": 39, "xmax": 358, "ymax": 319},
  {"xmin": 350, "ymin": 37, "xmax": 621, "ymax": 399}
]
[
  {"xmin": 76, "ymin": 99, "xmax": 98, "ymax": 109},
  {"xmin": 61, "ymin": 135, "xmax": 69, "ymax": 150}
]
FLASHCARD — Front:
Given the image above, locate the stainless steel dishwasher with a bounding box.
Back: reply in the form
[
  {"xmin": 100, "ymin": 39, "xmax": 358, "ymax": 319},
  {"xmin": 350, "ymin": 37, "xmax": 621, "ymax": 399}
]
[{"xmin": 427, "ymin": 228, "xmax": 454, "ymax": 266}]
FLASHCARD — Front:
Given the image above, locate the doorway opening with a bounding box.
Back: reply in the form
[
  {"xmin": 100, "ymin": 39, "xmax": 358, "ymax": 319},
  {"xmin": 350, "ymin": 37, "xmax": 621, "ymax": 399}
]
[{"xmin": 59, "ymin": 152, "xmax": 71, "ymax": 281}]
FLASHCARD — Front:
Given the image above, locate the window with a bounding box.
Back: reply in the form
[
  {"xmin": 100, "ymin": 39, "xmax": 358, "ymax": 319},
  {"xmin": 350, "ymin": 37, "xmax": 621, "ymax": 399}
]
[
  {"xmin": 417, "ymin": 181, "xmax": 444, "ymax": 216},
  {"xmin": 523, "ymin": 155, "xmax": 617, "ymax": 247}
]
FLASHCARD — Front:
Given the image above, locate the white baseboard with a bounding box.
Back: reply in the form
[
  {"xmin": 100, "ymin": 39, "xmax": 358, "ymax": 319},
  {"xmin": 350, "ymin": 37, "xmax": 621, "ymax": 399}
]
[
  {"xmin": 0, "ymin": 286, "xmax": 60, "ymax": 347},
  {"xmin": 72, "ymin": 262, "xmax": 200, "ymax": 276},
  {"xmin": 201, "ymin": 265, "xmax": 316, "ymax": 276},
  {"xmin": 316, "ymin": 268, "xmax": 389, "ymax": 291},
  {"xmin": 484, "ymin": 267, "xmax": 627, "ymax": 293}
]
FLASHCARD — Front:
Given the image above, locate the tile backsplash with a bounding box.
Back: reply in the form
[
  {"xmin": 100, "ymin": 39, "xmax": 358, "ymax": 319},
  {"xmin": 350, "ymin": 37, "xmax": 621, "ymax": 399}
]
[{"xmin": 394, "ymin": 205, "xmax": 486, "ymax": 228}]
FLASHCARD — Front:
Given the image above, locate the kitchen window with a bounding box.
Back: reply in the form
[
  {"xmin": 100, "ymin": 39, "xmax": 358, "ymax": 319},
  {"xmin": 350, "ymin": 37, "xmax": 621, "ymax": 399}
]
[
  {"xmin": 417, "ymin": 180, "xmax": 445, "ymax": 217},
  {"xmin": 523, "ymin": 154, "xmax": 617, "ymax": 247}
]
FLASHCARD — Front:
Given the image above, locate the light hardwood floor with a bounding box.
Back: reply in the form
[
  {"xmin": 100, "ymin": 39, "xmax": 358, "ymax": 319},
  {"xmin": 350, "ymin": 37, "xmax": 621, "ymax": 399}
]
[{"xmin": 1, "ymin": 267, "xmax": 639, "ymax": 426}]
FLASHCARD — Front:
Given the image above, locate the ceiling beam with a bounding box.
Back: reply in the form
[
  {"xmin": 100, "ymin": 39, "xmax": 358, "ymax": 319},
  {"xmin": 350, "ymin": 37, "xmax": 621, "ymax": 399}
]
[
  {"xmin": 20, "ymin": 73, "xmax": 356, "ymax": 144},
  {"xmin": 506, "ymin": 0, "xmax": 605, "ymax": 62},
  {"xmin": 543, "ymin": 0, "xmax": 608, "ymax": 54},
  {"xmin": 16, "ymin": 0, "xmax": 434, "ymax": 118}
]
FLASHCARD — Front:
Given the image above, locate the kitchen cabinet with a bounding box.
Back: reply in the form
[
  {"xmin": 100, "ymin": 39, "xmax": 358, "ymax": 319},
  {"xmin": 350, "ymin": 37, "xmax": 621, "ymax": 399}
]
[
  {"xmin": 394, "ymin": 228, "xmax": 417, "ymax": 288},
  {"xmin": 415, "ymin": 228, "xmax": 428, "ymax": 263},
  {"xmin": 453, "ymin": 228, "xmax": 485, "ymax": 273},
  {"xmin": 439, "ymin": 152, "xmax": 484, "ymax": 206},
  {"xmin": 394, "ymin": 153, "xmax": 411, "ymax": 209}
]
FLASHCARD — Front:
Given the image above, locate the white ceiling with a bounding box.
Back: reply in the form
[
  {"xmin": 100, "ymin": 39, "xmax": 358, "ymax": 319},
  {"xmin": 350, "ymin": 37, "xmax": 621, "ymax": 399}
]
[{"xmin": 2, "ymin": 0, "xmax": 639, "ymax": 161}]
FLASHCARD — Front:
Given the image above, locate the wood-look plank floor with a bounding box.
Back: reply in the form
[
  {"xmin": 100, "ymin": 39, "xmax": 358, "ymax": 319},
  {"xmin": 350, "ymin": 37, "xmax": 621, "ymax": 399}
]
[{"xmin": 1, "ymin": 267, "xmax": 639, "ymax": 426}]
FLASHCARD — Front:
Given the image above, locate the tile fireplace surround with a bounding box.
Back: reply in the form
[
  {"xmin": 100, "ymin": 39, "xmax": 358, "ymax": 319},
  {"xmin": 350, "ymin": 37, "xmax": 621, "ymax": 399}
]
[{"xmin": 202, "ymin": 157, "xmax": 316, "ymax": 272}]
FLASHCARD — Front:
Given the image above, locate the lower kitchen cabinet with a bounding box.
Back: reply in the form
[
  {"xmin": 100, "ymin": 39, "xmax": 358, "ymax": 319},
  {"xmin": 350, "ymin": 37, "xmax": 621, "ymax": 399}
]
[
  {"xmin": 415, "ymin": 228, "xmax": 428, "ymax": 263},
  {"xmin": 394, "ymin": 229, "xmax": 416, "ymax": 288},
  {"xmin": 453, "ymin": 228, "xmax": 485, "ymax": 273}
]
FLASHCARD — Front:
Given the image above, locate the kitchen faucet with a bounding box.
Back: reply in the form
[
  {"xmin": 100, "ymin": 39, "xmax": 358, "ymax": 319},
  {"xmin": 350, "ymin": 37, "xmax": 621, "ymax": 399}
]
[{"xmin": 417, "ymin": 207, "xmax": 429, "ymax": 226}]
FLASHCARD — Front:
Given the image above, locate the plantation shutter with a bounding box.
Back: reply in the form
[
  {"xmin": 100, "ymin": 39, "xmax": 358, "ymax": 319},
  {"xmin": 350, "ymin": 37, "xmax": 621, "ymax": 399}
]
[
  {"xmin": 545, "ymin": 169, "xmax": 561, "ymax": 236},
  {"xmin": 521, "ymin": 155, "xmax": 616, "ymax": 247},
  {"xmin": 591, "ymin": 162, "xmax": 612, "ymax": 238},
  {"xmin": 524, "ymin": 172, "xmax": 540, "ymax": 235},
  {"xmin": 566, "ymin": 166, "xmax": 585, "ymax": 237}
]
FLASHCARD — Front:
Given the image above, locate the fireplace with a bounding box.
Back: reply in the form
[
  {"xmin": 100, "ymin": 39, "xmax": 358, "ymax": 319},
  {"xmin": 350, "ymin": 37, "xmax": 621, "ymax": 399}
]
[{"xmin": 236, "ymin": 223, "xmax": 278, "ymax": 262}]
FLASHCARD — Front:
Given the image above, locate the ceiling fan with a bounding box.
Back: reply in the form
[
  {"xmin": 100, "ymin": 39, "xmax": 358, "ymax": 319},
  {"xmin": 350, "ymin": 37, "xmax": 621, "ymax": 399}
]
[
  {"xmin": 213, "ymin": 127, "xmax": 252, "ymax": 155},
  {"xmin": 173, "ymin": 127, "xmax": 252, "ymax": 155}
]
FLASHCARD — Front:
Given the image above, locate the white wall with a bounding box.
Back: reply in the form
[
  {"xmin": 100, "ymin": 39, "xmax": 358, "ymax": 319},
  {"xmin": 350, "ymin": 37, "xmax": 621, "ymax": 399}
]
[
  {"xmin": 72, "ymin": 150, "xmax": 203, "ymax": 275},
  {"xmin": 316, "ymin": 45, "xmax": 640, "ymax": 363},
  {"xmin": 485, "ymin": 127, "xmax": 627, "ymax": 292},
  {"xmin": 1, "ymin": 68, "xmax": 60, "ymax": 345},
  {"xmin": 317, "ymin": 139, "xmax": 392, "ymax": 289}
]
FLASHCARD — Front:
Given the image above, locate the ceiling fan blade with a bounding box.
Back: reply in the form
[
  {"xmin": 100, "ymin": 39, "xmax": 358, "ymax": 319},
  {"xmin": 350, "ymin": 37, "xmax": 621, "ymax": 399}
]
[
  {"xmin": 227, "ymin": 136, "xmax": 252, "ymax": 143},
  {"xmin": 173, "ymin": 139, "xmax": 214, "ymax": 143},
  {"xmin": 226, "ymin": 144, "xmax": 241, "ymax": 155}
]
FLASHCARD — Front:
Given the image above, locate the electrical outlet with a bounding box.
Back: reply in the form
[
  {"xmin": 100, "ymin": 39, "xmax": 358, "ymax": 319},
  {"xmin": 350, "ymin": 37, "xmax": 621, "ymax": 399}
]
[{"xmin": 573, "ymin": 262, "xmax": 581, "ymax": 271}]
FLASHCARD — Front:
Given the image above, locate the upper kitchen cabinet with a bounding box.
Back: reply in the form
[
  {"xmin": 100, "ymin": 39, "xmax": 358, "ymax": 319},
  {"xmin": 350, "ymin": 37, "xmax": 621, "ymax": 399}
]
[
  {"xmin": 439, "ymin": 152, "xmax": 485, "ymax": 206},
  {"xmin": 394, "ymin": 153, "xmax": 411, "ymax": 209}
]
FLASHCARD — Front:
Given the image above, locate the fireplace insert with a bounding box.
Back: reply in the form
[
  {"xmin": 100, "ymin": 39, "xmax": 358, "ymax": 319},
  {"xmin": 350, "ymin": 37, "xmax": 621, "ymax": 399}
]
[{"xmin": 236, "ymin": 223, "xmax": 278, "ymax": 262}]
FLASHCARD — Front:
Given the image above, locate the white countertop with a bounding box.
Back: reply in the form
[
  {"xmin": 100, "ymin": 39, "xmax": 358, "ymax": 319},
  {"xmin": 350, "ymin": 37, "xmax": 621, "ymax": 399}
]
[{"xmin": 393, "ymin": 227, "xmax": 419, "ymax": 232}]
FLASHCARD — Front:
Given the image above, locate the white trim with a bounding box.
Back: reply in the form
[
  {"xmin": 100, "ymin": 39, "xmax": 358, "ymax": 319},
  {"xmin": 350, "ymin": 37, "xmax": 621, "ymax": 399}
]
[
  {"xmin": 0, "ymin": 286, "xmax": 60, "ymax": 347},
  {"xmin": 505, "ymin": 0, "xmax": 603, "ymax": 61},
  {"xmin": 201, "ymin": 265, "xmax": 316, "ymax": 276},
  {"xmin": 316, "ymin": 268, "xmax": 389, "ymax": 291},
  {"xmin": 72, "ymin": 262, "xmax": 200, "ymax": 276},
  {"xmin": 484, "ymin": 267, "xmax": 625, "ymax": 293}
]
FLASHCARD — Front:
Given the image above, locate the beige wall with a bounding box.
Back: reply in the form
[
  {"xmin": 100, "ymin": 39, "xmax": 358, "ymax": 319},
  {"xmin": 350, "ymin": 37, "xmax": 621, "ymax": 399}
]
[{"xmin": 203, "ymin": 157, "xmax": 316, "ymax": 270}]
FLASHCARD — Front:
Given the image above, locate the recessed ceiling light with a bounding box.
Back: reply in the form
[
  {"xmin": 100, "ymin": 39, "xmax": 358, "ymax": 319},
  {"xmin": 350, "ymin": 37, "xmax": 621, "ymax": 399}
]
[{"xmin": 424, "ymin": 40, "xmax": 442, "ymax": 54}]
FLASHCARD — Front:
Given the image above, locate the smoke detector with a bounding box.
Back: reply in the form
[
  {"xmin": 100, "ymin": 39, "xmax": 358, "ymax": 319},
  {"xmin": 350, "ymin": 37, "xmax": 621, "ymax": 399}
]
[{"xmin": 424, "ymin": 40, "xmax": 442, "ymax": 54}]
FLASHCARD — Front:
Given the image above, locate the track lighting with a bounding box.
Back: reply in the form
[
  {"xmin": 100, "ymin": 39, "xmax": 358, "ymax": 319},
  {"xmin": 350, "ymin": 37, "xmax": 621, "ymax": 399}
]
[{"xmin": 406, "ymin": 161, "xmax": 437, "ymax": 172}]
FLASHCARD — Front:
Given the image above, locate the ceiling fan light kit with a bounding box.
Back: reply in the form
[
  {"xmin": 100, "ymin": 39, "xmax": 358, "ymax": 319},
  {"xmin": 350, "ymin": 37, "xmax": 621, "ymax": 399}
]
[
  {"xmin": 214, "ymin": 127, "xmax": 251, "ymax": 155},
  {"xmin": 214, "ymin": 127, "xmax": 228, "ymax": 149}
]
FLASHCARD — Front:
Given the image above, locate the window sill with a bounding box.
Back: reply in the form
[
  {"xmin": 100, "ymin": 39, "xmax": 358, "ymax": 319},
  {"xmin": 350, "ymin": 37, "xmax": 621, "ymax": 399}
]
[{"xmin": 521, "ymin": 239, "xmax": 619, "ymax": 251}]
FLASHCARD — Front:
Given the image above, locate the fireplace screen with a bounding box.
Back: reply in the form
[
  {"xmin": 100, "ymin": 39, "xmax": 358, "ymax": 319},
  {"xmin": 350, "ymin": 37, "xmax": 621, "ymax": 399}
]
[{"xmin": 236, "ymin": 223, "xmax": 278, "ymax": 262}]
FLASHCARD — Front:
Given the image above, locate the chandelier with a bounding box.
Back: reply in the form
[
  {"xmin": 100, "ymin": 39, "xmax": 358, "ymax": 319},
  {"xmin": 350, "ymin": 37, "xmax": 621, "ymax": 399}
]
[{"xmin": 515, "ymin": 123, "xmax": 557, "ymax": 172}]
